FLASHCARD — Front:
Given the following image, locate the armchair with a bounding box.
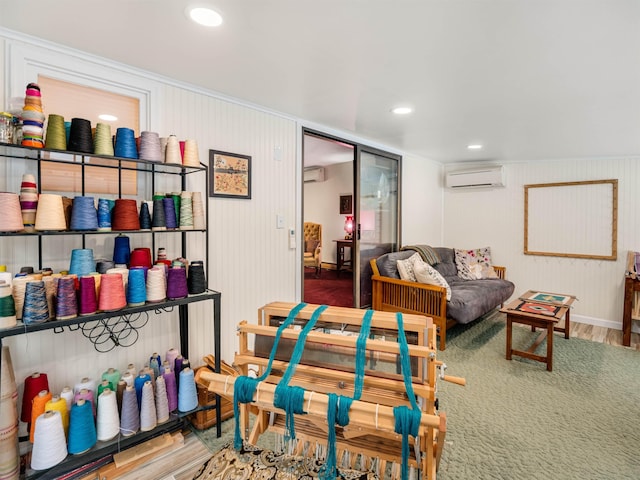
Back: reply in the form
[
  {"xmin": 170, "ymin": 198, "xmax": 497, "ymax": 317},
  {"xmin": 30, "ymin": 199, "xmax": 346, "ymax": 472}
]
[{"xmin": 303, "ymin": 222, "xmax": 322, "ymax": 277}]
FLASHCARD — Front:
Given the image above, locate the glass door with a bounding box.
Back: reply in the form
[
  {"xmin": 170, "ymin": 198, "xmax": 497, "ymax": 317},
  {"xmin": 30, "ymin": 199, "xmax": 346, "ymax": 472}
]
[{"xmin": 355, "ymin": 146, "xmax": 401, "ymax": 308}]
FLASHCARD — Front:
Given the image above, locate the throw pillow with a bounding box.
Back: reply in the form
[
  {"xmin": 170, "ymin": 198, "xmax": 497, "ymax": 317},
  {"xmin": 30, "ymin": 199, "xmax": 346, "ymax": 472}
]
[
  {"xmin": 305, "ymin": 239, "xmax": 320, "ymax": 253},
  {"xmin": 414, "ymin": 261, "xmax": 452, "ymax": 300},
  {"xmin": 397, "ymin": 252, "xmax": 421, "ymax": 282},
  {"xmin": 454, "ymin": 247, "xmax": 498, "ymax": 280}
]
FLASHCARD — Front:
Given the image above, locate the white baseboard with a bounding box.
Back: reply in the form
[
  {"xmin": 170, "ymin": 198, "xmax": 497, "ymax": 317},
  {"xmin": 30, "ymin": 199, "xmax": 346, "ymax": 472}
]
[{"xmin": 572, "ymin": 314, "xmax": 640, "ymax": 334}]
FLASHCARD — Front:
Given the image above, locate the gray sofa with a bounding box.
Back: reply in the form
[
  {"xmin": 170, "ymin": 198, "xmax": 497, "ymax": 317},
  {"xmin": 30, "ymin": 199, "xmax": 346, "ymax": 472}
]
[{"xmin": 371, "ymin": 247, "xmax": 515, "ymax": 349}]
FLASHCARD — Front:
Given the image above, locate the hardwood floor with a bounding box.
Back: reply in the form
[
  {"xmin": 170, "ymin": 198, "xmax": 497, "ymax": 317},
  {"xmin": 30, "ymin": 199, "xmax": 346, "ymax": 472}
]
[{"xmin": 570, "ymin": 321, "xmax": 640, "ymax": 351}]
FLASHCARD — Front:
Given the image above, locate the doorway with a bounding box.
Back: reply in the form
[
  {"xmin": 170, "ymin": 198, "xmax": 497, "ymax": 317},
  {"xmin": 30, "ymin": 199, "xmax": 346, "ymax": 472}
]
[{"xmin": 302, "ymin": 129, "xmax": 401, "ymax": 308}]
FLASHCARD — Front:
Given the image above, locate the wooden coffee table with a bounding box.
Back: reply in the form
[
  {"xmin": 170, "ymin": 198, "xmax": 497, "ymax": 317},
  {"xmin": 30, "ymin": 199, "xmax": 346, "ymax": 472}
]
[{"xmin": 501, "ymin": 290, "xmax": 576, "ymax": 371}]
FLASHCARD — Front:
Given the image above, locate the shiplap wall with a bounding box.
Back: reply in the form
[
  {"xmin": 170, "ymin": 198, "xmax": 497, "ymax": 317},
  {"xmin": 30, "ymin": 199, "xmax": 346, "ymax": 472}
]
[{"xmin": 443, "ymin": 158, "xmax": 640, "ymax": 329}]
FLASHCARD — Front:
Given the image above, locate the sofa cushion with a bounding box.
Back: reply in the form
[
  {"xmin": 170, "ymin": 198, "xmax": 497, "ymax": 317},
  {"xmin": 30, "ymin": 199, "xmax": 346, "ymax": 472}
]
[
  {"xmin": 455, "ymin": 247, "xmax": 498, "ymax": 280},
  {"xmin": 305, "ymin": 239, "xmax": 320, "ymax": 253},
  {"xmin": 375, "ymin": 250, "xmax": 414, "ymax": 279},
  {"xmin": 447, "ymin": 278, "xmax": 515, "ymax": 324},
  {"xmin": 397, "ymin": 252, "xmax": 421, "ymax": 281},
  {"xmin": 432, "ymin": 247, "xmax": 458, "ymax": 281},
  {"xmin": 414, "ymin": 260, "xmax": 452, "ymax": 300}
]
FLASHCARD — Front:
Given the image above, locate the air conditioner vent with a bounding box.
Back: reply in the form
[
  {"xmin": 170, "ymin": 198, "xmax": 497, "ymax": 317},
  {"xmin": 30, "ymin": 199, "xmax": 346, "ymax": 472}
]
[
  {"xmin": 303, "ymin": 166, "xmax": 325, "ymax": 183},
  {"xmin": 445, "ymin": 166, "xmax": 505, "ymax": 189}
]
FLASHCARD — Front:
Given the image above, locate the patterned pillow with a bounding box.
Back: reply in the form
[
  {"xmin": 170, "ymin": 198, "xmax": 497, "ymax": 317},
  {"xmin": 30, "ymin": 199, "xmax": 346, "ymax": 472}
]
[
  {"xmin": 414, "ymin": 260, "xmax": 452, "ymax": 300},
  {"xmin": 396, "ymin": 252, "xmax": 421, "ymax": 281},
  {"xmin": 454, "ymin": 247, "xmax": 498, "ymax": 280}
]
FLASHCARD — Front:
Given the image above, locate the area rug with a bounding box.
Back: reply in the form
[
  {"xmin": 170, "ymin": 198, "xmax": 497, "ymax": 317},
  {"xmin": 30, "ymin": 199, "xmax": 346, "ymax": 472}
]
[
  {"xmin": 195, "ymin": 310, "xmax": 640, "ymax": 479},
  {"xmin": 192, "ymin": 442, "xmax": 378, "ymax": 480}
]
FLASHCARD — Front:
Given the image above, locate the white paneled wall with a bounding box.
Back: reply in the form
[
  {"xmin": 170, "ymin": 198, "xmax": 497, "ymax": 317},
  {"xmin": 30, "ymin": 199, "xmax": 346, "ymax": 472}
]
[
  {"xmin": 443, "ymin": 158, "xmax": 640, "ymax": 329},
  {"xmin": 0, "ymin": 33, "xmax": 298, "ymax": 423}
]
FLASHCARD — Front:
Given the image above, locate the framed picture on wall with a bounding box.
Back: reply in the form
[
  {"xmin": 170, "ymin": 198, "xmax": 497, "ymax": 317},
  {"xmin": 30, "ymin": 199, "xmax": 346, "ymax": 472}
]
[
  {"xmin": 340, "ymin": 195, "xmax": 353, "ymax": 214},
  {"xmin": 209, "ymin": 150, "xmax": 252, "ymax": 199}
]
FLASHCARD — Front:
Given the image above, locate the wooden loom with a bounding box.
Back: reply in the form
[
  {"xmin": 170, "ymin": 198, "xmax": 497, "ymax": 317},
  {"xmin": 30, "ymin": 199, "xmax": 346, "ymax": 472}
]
[{"xmin": 199, "ymin": 302, "xmax": 465, "ymax": 479}]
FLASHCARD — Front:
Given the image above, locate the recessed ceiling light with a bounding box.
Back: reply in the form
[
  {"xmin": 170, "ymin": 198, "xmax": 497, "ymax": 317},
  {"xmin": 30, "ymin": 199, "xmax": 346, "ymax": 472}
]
[
  {"xmin": 187, "ymin": 6, "xmax": 223, "ymax": 27},
  {"xmin": 98, "ymin": 114, "xmax": 118, "ymax": 122},
  {"xmin": 391, "ymin": 107, "xmax": 413, "ymax": 115},
  {"xmin": 467, "ymin": 144, "xmax": 483, "ymax": 150}
]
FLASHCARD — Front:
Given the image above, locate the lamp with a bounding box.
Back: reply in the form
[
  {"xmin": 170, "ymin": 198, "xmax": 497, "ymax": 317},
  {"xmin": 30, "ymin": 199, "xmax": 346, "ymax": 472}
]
[{"xmin": 344, "ymin": 215, "xmax": 354, "ymax": 240}]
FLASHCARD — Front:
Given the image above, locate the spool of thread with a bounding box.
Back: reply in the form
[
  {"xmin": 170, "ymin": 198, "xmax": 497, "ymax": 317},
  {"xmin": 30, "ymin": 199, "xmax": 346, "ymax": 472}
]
[
  {"xmin": 69, "ymin": 248, "xmax": 95, "ymax": 277},
  {"xmin": 116, "ymin": 379, "xmax": 126, "ymax": 412},
  {"xmin": 93, "ymin": 122, "xmax": 114, "ymax": 156},
  {"xmin": 97, "ymin": 380, "xmax": 114, "ymax": 397},
  {"xmin": 1, "ymin": 346, "xmax": 17, "ymax": 404},
  {"xmin": 60, "ymin": 386, "xmax": 74, "ymax": 411},
  {"xmin": 139, "ymin": 201, "xmax": 152, "ymax": 230},
  {"xmin": 178, "ymin": 192, "xmax": 193, "ymax": 230},
  {"xmin": 102, "ymin": 369, "xmax": 121, "ymax": 391},
  {"xmin": 67, "ymin": 117, "xmax": 93, "ymax": 153},
  {"xmin": 30, "ymin": 410, "xmax": 67, "ymax": 470},
  {"xmin": 114, "ymin": 127, "xmax": 138, "ymax": 159},
  {"xmin": 145, "ymin": 266, "xmax": 167, "ymax": 303},
  {"xmin": 155, "ymin": 376, "xmax": 170, "ymax": 424},
  {"xmin": 130, "ymin": 248, "xmax": 152, "ymax": 269},
  {"xmin": 111, "ymin": 199, "xmax": 140, "ymax": 231},
  {"xmin": 12, "ymin": 275, "xmax": 29, "ymax": 320},
  {"xmin": 126, "ymin": 269, "xmax": 145, "ymax": 308},
  {"xmin": 98, "ymin": 273, "xmax": 126, "ymax": 312},
  {"xmin": 106, "ymin": 267, "xmax": 129, "ymax": 291},
  {"xmin": 74, "ymin": 389, "xmax": 95, "ymax": 416},
  {"xmin": 187, "ymin": 261, "xmax": 207, "ymax": 295},
  {"xmin": 55, "ymin": 275, "xmax": 78, "ymax": 320},
  {"xmin": 0, "ymin": 270, "xmax": 12, "ymax": 288},
  {"xmin": 97, "ymin": 198, "xmax": 113, "ymax": 231},
  {"xmin": 170, "ymin": 193, "xmax": 181, "ymax": 226},
  {"xmin": 138, "ymin": 131, "xmax": 162, "ymax": 162},
  {"xmin": 44, "ymin": 114, "xmax": 67, "ymax": 150},
  {"xmin": 35, "ymin": 193, "xmax": 67, "ymax": 231},
  {"xmin": 21, "ymin": 373, "xmax": 49, "ymax": 423},
  {"xmin": 74, "ymin": 377, "xmax": 97, "ymax": 396},
  {"xmin": 96, "ymin": 389, "xmax": 120, "ymax": 441},
  {"xmin": 122, "ymin": 371, "xmax": 135, "ymax": 387},
  {"xmin": 165, "ymin": 348, "xmax": 179, "ymax": 371},
  {"xmin": 134, "ymin": 373, "xmax": 151, "ymax": 407},
  {"xmin": 0, "ymin": 284, "xmax": 17, "ymax": 329},
  {"xmin": 67, "ymin": 399, "xmax": 96, "ymax": 454},
  {"xmin": 0, "ymin": 192, "xmax": 24, "ymax": 232},
  {"xmin": 43, "ymin": 275, "xmax": 58, "ymax": 320},
  {"xmin": 162, "ymin": 367, "xmax": 178, "ymax": 412},
  {"xmin": 177, "ymin": 368, "xmax": 197, "ymax": 412},
  {"xmin": 22, "ymin": 281, "xmax": 49, "ymax": 324},
  {"xmin": 113, "ymin": 235, "xmax": 131, "ymax": 265},
  {"xmin": 139, "ymin": 381, "xmax": 157, "ymax": 432},
  {"xmin": 45, "ymin": 395, "xmax": 69, "ymax": 436},
  {"xmin": 126, "ymin": 363, "xmax": 137, "ymax": 377},
  {"xmin": 30, "ymin": 390, "xmax": 53, "ymax": 442},
  {"xmin": 70, "ymin": 196, "xmax": 98, "ymax": 231},
  {"xmin": 174, "ymin": 356, "xmax": 184, "ymax": 387},
  {"xmin": 119, "ymin": 385, "xmax": 139, "ymax": 437},
  {"xmin": 151, "ymin": 198, "xmax": 166, "ymax": 230},
  {"xmin": 162, "ymin": 197, "xmax": 177, "ymax": 229},
  {"xmin": 167, "ymin": 266, "xmax": 188, "ymax": 300},
  {"xmin": 20, "ymin": 173, "xmax": 38, "ymax": 232},
  {"xmin": 182, "ymin": 139, "xmax": 200, "ymax": 167},
  {"xmin": 141, "ymin": 366, "xmax": 156, "ymax": 382},
  {"xmin": 96, "ymin": 260, "xmax": 115, "ymax": 274},
  {"xmin": 164, "ymin": 135, "xmax": 181, "ymax": 164},
  {"xmin": 78, "ymin": 275, "xmax": 98, "ymax": 315},
  {"xmin": 191, "ymin": 192, "xmax": 205, "ymax": 230}
]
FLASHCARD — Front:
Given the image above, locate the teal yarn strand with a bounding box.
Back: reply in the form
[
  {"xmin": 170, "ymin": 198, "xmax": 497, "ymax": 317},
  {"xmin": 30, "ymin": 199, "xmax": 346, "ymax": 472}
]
[
  {"xmin": 394, "ymin": 311, "xmax": 421, "ymax": 480},
  {"xmin": 273, "ymin": 304, "xmax": 328, "ymax": 441},
  {"xmin": 233, "ymin": 302, "xmax": 308, "ymax": 450},
  {"xmin": 353, "ymin": 309, "xmax": 373, "ymax": 400}
]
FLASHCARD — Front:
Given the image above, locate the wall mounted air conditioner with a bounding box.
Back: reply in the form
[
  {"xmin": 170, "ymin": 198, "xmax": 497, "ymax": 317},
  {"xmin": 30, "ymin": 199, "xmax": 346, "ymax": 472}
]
[
  {"xmin": 303, "ymin": 166, "xmax": 325, "ymax": 183},
  {"xmin": 445, "ymin": 166, "xmax": 505, "ymax": 189}
]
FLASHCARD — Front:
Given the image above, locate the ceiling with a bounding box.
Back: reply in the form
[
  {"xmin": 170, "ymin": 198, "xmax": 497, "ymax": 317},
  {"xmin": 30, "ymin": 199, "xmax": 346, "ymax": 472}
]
[{"xmin": 1, "ymin": 0, "xmax": 639, "ymax": 164}]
